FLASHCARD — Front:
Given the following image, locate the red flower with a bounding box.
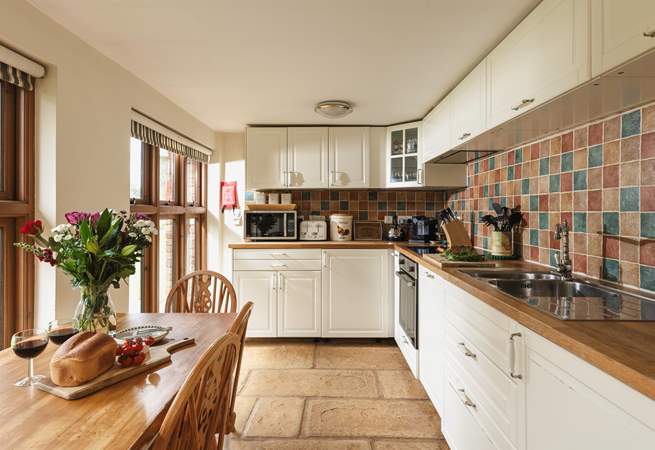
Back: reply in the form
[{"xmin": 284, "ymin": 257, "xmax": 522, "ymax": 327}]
[
  {"xmin": 20, "ymin": 220, "xmax": 43, "ymax": 235},
  {"xmin": 37, "ymin": 248, "xmax": 57, "ymax": 266}
]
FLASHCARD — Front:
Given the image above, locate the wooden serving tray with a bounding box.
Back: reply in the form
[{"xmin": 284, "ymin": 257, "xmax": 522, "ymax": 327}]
[
  {"xmin": 423, "ymin": 253, "xmax": 497, "ymax": 268},
  {"xmin": 35, "ymin": 337, "xmax": 195, "ymax": 400},
  {"xmin": 244, "ymin": 203, "xmax": 296, "ymax": 211}
]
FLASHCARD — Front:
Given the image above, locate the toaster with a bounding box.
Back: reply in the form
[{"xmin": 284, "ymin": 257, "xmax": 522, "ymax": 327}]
[{"xmin": 299, "ymin": 219, "xmax": 327, "ymax": 241}]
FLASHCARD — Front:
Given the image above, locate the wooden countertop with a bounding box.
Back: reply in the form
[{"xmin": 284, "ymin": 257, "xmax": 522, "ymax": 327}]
[
  {"xmin": 229, "ymin": 239, "xmax": 655, "ymax": 400},
  {"xmin": 0, "ymin": 313, "xmax": 236, "ymax": 449},
  {"xmin": 228, "ymin": 240, "xmax": 408, "ymax": 249},
  {"xmin": 394, "ymin": 245, "xmax": 655, "ymax": 402}
]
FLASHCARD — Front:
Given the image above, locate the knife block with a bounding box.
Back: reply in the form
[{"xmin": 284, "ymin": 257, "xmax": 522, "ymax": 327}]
[{"xmin": 441, "ymin": 220, "xmax": 472, "ymax": 251}]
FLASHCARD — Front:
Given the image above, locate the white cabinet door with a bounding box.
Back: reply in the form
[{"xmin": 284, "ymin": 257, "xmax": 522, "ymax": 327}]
[
  {"xmin": 287, "ymin": 127, "xmax": 329, "ymax": 189},
  {"xmin": 421, "ymin": 96, "xmax": 451, "ymax": 163},
  {"xmin": 246, "ymin": 127, "xmax": 288, "ymax": 190},
  {"xmin": 386, "ymin": 122, "xmax": 423, "ymax": 188},
  {"xmin": 487, "ymin": 0, "xmax": 590, "ymax": 127},
  {"xmin": 449, "ymin": 59, "xmax": 487, "ymax": 146},
  {"xmin": 525, "ymin": 330, "xmax": 655, "ymax": 450},
  {"xmin": 591, "ymin": 0, "xmax": 655, "ymax": 76},
  {"xmin": 418, "ymin": 267, "xmax": 446, "ymax": 415},
  {"xmin": 322, "ymin": 249, "xmax": 391, "ymax": 337},
  {"xmin": 233, "ymin": 271, "xmax": 277, "ymax": 337},
  {"xmin": 278, "ymin": 271, "xmax": 321, "ymax": 337},
  {"xmin": 328, "ymin": 127, "xmax": 370, "ymax": 188}
]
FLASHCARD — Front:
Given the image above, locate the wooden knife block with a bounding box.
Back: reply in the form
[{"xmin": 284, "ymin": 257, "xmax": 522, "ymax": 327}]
[{"xmin": 441, "ymin": 220, "xmax": 472, "ymax": 251}]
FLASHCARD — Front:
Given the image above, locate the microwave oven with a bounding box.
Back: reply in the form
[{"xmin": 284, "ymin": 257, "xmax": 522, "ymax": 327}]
[{"xmin": 243, "ymin": 210, "xmax": 298, "ymax": 240}]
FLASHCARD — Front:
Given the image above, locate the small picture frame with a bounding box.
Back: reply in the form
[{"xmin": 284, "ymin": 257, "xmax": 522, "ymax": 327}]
[{"xmin": 354, "ymin": 221, "xmax": 383, "ymax": 241}]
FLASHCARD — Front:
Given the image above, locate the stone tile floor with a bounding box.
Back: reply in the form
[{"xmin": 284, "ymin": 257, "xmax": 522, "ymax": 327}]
[{"xmin": 226, "ymin": 339, "xmax": 449, "ymax": 450}]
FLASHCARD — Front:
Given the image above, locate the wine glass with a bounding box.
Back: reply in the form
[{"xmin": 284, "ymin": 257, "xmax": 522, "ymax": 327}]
[
  {"xmin": 48, "ymin": 319, "xmax": 79, "ymax": 345},
  {"xmin": 11, "ymin": 329, "xmax": 49, "ymax": 387}
]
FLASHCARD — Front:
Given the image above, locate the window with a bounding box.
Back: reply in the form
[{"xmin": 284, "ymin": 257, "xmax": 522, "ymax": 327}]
[
  {"xmin": 0, "ymin": 80, "xmax": 35, "ymax": 347},
  {"xmin": 129, "ymin": 138, "xmax": 207, "ymax": 312},
  {"xmin": 159, "ymin": 148, "xmax": 176, "ymax": 204}
]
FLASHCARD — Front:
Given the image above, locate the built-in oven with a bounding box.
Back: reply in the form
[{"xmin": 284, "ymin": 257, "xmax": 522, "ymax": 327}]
[
  {"xmin": 396, "ymin": 254, "xmax": 418, "ymax": 349},
  {"xmin": 244, "ymin": 210, "xmax": 298, "ymax": 240}
]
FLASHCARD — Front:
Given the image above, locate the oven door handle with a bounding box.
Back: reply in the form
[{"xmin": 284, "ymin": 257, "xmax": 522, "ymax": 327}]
[{"xmin": 395, "ymin": 271, "xmax": 415, "ymax": 287}]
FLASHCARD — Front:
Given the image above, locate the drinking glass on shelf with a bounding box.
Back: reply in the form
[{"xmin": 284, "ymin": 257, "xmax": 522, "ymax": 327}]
[
  {"xmin": 11, "ymin": 329, "xmax": 49, "ymax": 387},
  {"xmin": 48, "ymin": 319, "xmax": 79, "ymax": 345}
]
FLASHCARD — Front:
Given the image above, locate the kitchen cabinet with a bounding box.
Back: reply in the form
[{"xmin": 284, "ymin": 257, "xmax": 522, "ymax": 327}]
[
  {"xmin": 328, "ymin": 127, "xmax": 370, "ymax": 188},
  {"xmin": 486, "ymin": 0, "xmax": 590, "ymax": 128},
  {"xmin": 233, "ymin": 271, "xmax": 277, "ymax": 337},
  {"xmin": 321, "ymin": 249, "xmax": 392, "ymax": 337},
  {"xmin": 449, "ymin": 59, "xmax": 487, "ymax": 147},
  {"xmin": 418, "ymin": 266, "xmax": 446, "ymax": 415},
  {"xmin": 287, "ymin": 127, "xmax": 329, "ymax": 188},
  {"xmin": 591, "ymin": 0, "xmax": 655, "ymax": 77},
  {"xmin": 387, "ymin": 122, "xmax": 421, "ymax": 187},
  {"xmin": 422, "ymin": 95, "xmax": 451, "ymax": 162},
  {"xmin": 278, "ymin": 271, "xmax": 321, "ymax": 337},
  {"xmin": 232, "ymin": 249, "xmax": 322, "ymax": 337},
  {"xmin": 246, "ymin": 127, "xmax": 288, "ymax": 190},
  {"xmin": 523, "ymin": 327, "xmax": 655, "ymax": 450}
]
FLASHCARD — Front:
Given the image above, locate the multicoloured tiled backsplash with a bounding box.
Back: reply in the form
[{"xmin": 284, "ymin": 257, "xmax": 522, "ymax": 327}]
[
  {"xmin": 289, "ymin": 190, "xmax": 447, "ymax": 221},
  {"xmin": 446, "ymin": 102, "xmax": 655, "ymax": 292}
]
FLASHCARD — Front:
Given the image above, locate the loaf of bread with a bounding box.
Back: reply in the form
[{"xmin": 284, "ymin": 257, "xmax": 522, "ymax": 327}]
[{"xmin": 50, "ymin": 331, "xmax": 117, "ymax": 386}]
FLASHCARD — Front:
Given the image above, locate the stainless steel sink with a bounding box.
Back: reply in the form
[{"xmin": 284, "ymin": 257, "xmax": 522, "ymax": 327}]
[
  {"xmin": 458, "ymin": 269, "xmax": 655, "ymax": 321},
  {"xmin": 459, "ymin": 270, "xmax": 561, "ymax": 280}
]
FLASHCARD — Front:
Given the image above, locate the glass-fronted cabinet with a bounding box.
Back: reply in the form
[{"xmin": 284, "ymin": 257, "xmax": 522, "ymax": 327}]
[{"xmin": 386, "ymin": 122, "xmax": 423, "ymax": 187}]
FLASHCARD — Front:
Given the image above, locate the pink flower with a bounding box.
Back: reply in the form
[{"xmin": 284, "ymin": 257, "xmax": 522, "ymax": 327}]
[{"xmin": 65, "ymin": 211, "xmax": 101, "ymax": 225}]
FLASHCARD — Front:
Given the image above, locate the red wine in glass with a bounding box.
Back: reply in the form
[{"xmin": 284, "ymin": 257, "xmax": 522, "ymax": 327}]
[
  {"xmin": 48, "ymin": 320, "xmax": 79, "ymax": 345},
  {"xmin": 11, "ymin": 328, "xmax": 49, "ymax": 387}
]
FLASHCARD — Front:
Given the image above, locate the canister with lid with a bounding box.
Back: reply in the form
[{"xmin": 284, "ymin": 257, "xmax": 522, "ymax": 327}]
[{"xmin": 329, "ymin": 214, "xmax": 353, "ymax": 241}]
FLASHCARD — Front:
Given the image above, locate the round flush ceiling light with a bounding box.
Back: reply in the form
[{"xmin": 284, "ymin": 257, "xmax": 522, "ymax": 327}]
[{"xmin": 314, "ymin": 100, "xmax": 353, "ymax": 119}]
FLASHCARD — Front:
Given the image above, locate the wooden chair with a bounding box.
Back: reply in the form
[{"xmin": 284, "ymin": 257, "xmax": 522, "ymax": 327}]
[
  {"xmin": 152, "ymin": 332, "xmax": 240, "ymax": 450},
  {"xmin": 165, "ymin": 270, "xmax": 237, "ymax": 314},
  {"xmin": 224, "ymin": 301, "xmax": 254, "ymax": 434}
]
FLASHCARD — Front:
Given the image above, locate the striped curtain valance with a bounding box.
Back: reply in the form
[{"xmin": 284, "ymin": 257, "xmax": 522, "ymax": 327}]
[
  {"xmin": 0, "ymin": 61, "xmax": 34, "ymax": 91},
  {"xmin": 131, "ymin": 120, "xmax": 210, "ymax": 163}
]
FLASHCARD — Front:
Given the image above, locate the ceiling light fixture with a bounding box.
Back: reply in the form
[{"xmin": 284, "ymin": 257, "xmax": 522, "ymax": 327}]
[{"xmin": 314, "ymin": 100, "xmax": 353, "ymax": 119}]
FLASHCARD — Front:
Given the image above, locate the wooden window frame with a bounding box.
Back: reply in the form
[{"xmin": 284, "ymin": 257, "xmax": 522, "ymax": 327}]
[
  {"xmin": 130, "ymin": 143, "xmax": 207, "ymax": 312},
  {"xmin": 129, "ymin": 139, "xmax": 152, "ymax": 205},
  {"xmin": 0, "ymin": 81, "xmax": 35, "ymax": 347}
]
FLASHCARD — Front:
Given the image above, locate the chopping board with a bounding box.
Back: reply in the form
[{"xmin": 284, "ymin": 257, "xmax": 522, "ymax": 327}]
[
  {"xmin": 423, "ymin": 253, "xmax": 497, "ymax": 268},
  {"xmin": 35, "ymin": 337, "xmax": 195, "ymax": 400}
]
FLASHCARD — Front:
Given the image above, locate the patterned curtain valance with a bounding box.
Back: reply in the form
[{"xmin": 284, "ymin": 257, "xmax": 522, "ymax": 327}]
[
  {"xmin": 131, "ymin": 120, "xmax": 210, "ymax": 163},
  {"xmin": 0, "ymin": 62, "xmax": 34, "ymax": 90}
]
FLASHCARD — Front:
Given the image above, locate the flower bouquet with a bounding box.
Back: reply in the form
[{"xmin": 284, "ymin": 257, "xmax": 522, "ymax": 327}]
[{"xmin": 16, "ymin": 209, "xmax": 156, "ymax": 333}]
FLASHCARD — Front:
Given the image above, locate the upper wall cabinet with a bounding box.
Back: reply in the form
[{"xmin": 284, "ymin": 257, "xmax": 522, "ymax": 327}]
[
  {"xmin": 287, "ymin": 127, "xmax": 329, "ymax": 189},
  {"xmin": 449, "ymin": 59, "xmax": 487, "ymax": 147},
  {"xmin": 422, "ymin": 95, "xmax": 451, "ymax": 162},
  {"xmin": 246, "ymin": 127, "xmax": 288, "ymax": 190},
  {"xmin": 328, "ymin": 127, "xmax": 370, "ymax": 188},
  {"xmin": 387, "ymin": 122, "xmax": 422, "ymax": 187},
  {"xmin": 591, "ymin": 0, "xmax": 655, "ymax": 77},
  {"xmin": 486, "ymin": 0, "xmax": 590, "ymax": 128}
]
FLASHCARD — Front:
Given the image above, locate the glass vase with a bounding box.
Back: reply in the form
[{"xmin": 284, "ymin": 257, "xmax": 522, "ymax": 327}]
[{"xmin": 73, "ymin": 285, "xmax": 117, "ymax": 333}]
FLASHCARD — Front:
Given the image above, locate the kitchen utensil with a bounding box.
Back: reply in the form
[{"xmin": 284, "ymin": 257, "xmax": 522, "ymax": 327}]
[{"xmin": 387, "ymin": 215, "xmax": 405, "ymax": 241}]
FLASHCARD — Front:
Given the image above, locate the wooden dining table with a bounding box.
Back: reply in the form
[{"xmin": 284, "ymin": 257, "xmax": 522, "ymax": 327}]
[{"xmin": 0, "ymin": 312, "xmax": 236, "ymax": 449}]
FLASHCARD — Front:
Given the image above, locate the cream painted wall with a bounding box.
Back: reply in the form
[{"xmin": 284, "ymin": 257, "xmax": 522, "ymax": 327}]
[{"xmin": 1, "ymin": 1, "xmax": 215, "ymax": 325}]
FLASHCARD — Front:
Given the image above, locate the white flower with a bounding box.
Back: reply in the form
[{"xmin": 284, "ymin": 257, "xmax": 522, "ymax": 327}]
[
  {"xmin": 145, "ymin": 235, "xmax": 152, "ymax": 242},
  {"xmin": 128, "ymin": 232, "xmax": 137, "ymax": 238},
  {"xmin": 142, "ymin": 228, "xmax": 151, "ymax": 235},
  {"xmin": 52, "ymin": 224, "xmax": 76, "ymax": 242}
]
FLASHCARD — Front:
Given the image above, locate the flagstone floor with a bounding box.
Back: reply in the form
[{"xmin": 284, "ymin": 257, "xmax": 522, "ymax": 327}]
[{"xmin": 225, "ymin": 339, "xmax": 450, "ymax": 450}]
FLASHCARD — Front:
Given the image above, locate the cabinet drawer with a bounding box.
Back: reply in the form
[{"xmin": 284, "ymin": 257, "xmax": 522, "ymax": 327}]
[
  {"xmin": 444, "ymin": 364, "xmax": 496, "ymax": 450},
  {"xmin": 233, "ymin": 259, "xmax": 322, "ymax": 271},
  {"xmin": 446, "ymin": 323, "xmax": 521, "ymax": 448},
  {"xmin": 446, "ymin": 283, "xmax": 512, "ymax": 371},
  {"xmin": 445, "ymin": 360, "xmax": 515, "ymax": 450},
  {"xmin": 233, "ymin": 249, "xmax": 322, "ymax": 260}
]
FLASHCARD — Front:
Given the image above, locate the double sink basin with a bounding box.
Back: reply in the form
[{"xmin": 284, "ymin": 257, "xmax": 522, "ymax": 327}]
[{"xmin": 458, "ymin": 269, "xmax": 655, "ymax": 321}]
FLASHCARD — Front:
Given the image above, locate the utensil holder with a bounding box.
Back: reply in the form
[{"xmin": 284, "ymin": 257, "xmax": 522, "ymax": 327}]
[{"xmin": 490, "ymin": 231, "xmax": 513, "ymax": 257}]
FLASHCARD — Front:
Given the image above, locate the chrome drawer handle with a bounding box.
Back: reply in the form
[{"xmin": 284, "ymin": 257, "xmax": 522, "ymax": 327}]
[
  {"xmin": 644, "ymin": 29, "xmax": 655, "ymax": 38},
  {"xmin": 457, "ymin": 342, "xmax": 476, "ymax": 359},
  {"xmin": 509, "ymin": 332, "xmax": 523, "ymax": 380},
  {"xmin": 458, "ymin": 132, "xmax": 471, "ymax": 140},
  {"xmin": 511, "ymin": 98, "xmax": 535, "ymax": 111},
  {"xmin": 456, "ymin": 388, "xmax": 476, "ymax": 409},
  {"xmin": 426, "ymin": 273, "xmax": 435, "ymax": 279},
  {"xmin": 271, "ymin": 252, "xmax": 288, "ymax": 257},
  {"xmin": 271, "ymin": 263, "xmax": 288, "ymax": 268}
]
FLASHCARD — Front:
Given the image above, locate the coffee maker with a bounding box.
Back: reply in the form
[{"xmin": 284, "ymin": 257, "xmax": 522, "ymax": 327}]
[{"xmin": 409, "ymin": 216, "xmax": 438, "ymax": 243}]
